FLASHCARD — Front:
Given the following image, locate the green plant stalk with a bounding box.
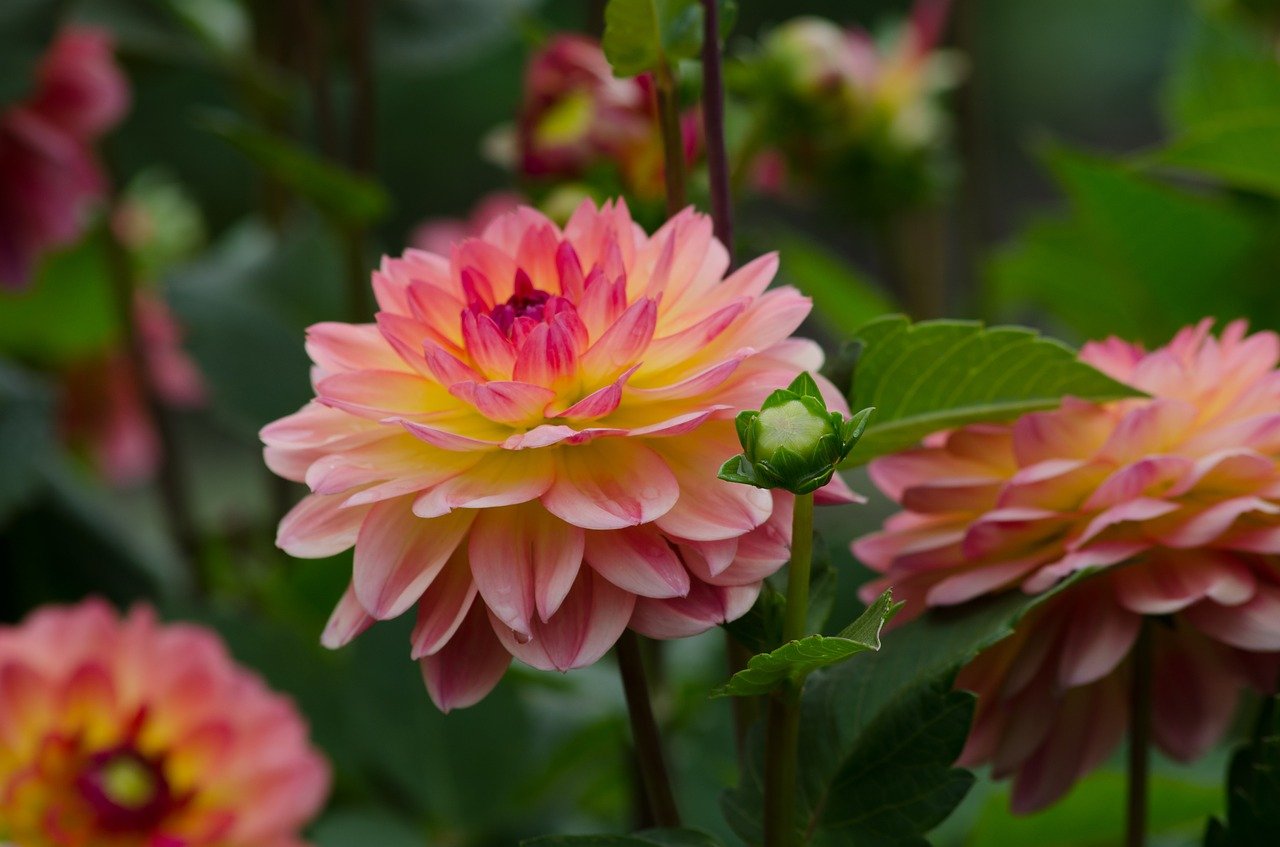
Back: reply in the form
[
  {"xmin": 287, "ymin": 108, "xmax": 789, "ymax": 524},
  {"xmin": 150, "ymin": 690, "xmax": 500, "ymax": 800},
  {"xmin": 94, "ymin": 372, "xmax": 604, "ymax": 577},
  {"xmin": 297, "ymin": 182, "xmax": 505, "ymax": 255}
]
[
  {"xmin": 1126, "ymin": 619, "xmax": 1152, "ymax": 847},
  {"xmin": 655, "ymin": 64, "xmax": 688, "ymax": 217},
  {"xmin": 616, "ymin": 629, "xmax": 682, "ymax": 827},
  {"xmin": 763, "ymin": 490, "xmax": 815, "ymax": 847}
]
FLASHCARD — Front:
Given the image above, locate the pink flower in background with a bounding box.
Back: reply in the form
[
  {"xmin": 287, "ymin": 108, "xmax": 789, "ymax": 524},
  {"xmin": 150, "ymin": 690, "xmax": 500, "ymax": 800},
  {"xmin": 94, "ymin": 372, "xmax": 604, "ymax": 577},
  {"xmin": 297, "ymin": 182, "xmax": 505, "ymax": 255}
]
[
  {"xmin": 263, "ymin": 199, "xmax": 856, "ymax": 711},
  {"xmin": 0, "ymin": 28, "xmax": 129, "ymax": 290},
  {"xmin": 855, "ymin": 319, "xmax": 1280, "ymax": 811},
  {"xmin": 410, "ymin": 192, "xmax": 524, "ymax": 256},
  {"xmin": 513, "ymin": 35, "xmax": 699, "ymax": 201},
  {"xmin": 0, "ymin": 599, "xmax": 329, "ymax": 846},
  {"xmin": 60, "ymin": 293, "xmax": 206, "ymax": 485}
]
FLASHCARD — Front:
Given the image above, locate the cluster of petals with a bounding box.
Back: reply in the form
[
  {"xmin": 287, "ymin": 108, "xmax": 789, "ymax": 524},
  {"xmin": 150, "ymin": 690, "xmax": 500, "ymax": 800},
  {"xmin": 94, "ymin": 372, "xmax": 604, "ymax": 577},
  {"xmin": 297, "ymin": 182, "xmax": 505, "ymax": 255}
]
[
  {"xmin": 513, "ymin": 34, "xmax": 699, "ymax": 200},
  {"xmin": 0, "ymin": 599, "xmax": 329, "ymax": 846},
  {"xmin": 855, "ymin": 319, "xmax": 1280, "ymax": 811},
  {"xmin": 0, "ymin": 27, "xmax": 128, "ymax": 289},
  {"xmin": 59, "ymin": 293, "xmax": 206, "ymax": 485},
  {"xmin": 262, "ymin": 199, "xmax": 855, "ymax": 711}
]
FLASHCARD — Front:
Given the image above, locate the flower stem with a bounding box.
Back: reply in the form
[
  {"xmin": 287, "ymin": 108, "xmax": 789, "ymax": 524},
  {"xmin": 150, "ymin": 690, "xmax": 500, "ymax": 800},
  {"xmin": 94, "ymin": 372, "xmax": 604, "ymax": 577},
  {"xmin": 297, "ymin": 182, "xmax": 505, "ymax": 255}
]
[
  {"xmin": 764, "ymin": 490, "xmax": 815, "ymax": 847},
  {"xmin": 655, "ymin": 65, "xmax": 688, "ymax": 217},
  {"xmin": 1126, "ymin": 618, "xmax": 1152, "ymax": 847},
  {"xmin": 699, "ymin": 0, "xmax": 732, "ymax": 253},
  {"xmin": 617, "ymin": 629, "xmax": 681, "ymax": 827}
]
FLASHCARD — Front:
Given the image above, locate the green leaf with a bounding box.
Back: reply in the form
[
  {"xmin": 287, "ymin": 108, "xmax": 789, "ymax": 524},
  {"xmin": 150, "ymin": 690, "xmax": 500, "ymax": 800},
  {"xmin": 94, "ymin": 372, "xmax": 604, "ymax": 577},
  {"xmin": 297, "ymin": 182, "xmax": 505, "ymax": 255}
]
[
  {"xmin": 845, "ymin": 315, "xmax": 1143, "ymax": 463},
  {"xmin": 522, "ymin": 828, "xmax": 722, "ymax": 846},
  {"xmin": 602, "ymin": 0, "xmax": 704, "ymax": 77},
  {"xmin": 722, "ymin": 584, "xmax": 1075, "ymax": 846},
  {"xmin": 0, "ymin": 0, "xmax": 62, "ymax": 109},
  {"xmin": 313, "ymin": 810, "xmax": 425, "ymax": 847},
  {"xmin": 772, "ymin": 228, "xmax": 895, "ymax": 338},
  {"xmin": 200, "ymin": 111, "xmax": 389, "ymax": 226},
  {"xmin": 1152, "ymin": 113, "xmax": 1280, "ymax": 197},
  {"xmin": 1205, "ymin": 696, "xmax": 1280, "ymax": 845},
  {"xmin": 1164, "ymin": 13, "xmax": 1280, "ymax": 133},
  {"xmin": 969, "ymin": 770, "xmax": 1220, "ymax": 847},
  {"xmin": 713, "ymin": 590, "xmax": 898, "ymax": 697}
]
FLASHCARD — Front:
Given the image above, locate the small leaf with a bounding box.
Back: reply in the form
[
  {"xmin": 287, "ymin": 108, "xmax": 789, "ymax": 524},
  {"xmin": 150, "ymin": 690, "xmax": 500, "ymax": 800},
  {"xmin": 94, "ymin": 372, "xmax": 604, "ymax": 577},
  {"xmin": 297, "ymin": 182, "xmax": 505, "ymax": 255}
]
[
  {"xmin": 602, "ymin": 0, "xmax": 704, "ymax": 78},
  {"xmin": 200, "ymin": 111, "xmax": 389, "ymax": 226},
  {"xmin": 713, "ymin": 591, "xmax": 898, "ymax": 697},
  {"xmin": 522, "ymin": 828, "xmax": 723, "ymax": 846},
  {"xmin": 845, "ymin": 315, "xmax": 1144, "ymax": 463},
  {"xmin": 1204, "ymin": 696, "xmax": 1280, "ymax": 845}
]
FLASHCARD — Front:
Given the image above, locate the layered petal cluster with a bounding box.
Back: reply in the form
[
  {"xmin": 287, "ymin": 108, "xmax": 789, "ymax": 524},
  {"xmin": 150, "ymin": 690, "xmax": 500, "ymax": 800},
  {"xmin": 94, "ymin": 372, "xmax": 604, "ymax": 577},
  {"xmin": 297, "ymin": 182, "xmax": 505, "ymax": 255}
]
[
  {"xmin": 0, "ymin": 600, "xmax": 329, "ymax": 846},
  {"xmin": 263, "ymin": 199, "xmax": 854, "ymax": 711},
  {"xmin": 0, "ymin": 28, "xmax": 129, "ymax": 289},
  {"xmin": 59, "ymin": 293, "xmax": 206, "ymax": 485},
  {"xmin": 855, "ymin": 319, "xmax": 1280, "ymax": 811},
  {"xmin": 510, "ymin": 35, "xmax": 699, "ymax": 200}
]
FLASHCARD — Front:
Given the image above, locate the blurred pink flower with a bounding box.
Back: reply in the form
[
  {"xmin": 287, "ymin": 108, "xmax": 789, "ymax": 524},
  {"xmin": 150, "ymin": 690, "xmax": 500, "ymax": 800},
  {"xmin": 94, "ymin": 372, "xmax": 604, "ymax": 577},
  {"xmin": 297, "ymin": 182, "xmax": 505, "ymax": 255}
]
[
  {"xmin": 263, "ymin": 199, "xmax": 857, "ymax": 711},
  {"xmin": 514, "ymin": 34, "xmax": 699, "ymax": 201},
  {"xmin": 0, "ymin": 27, "xmax": 129, "ymax": 289},
  {"xmin": 60, "ymin": 293, "xmax": 206, "ymax": 486},
  {"xmin": 0, "ymin": 599, "xmax": 329, "ymax": 846},
  {"xmin": 410, "ymin": 192, "xmax": 524, "ymax": 256},
  {"xmin": 855, "ymin": 319, "xmax": 1280, "ymax": 811}
]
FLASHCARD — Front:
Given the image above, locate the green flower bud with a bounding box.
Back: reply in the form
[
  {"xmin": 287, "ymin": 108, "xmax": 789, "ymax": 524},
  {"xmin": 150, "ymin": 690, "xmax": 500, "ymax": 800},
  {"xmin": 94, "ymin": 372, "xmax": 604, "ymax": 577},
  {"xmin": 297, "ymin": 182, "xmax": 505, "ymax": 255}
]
[{"xmin": 717, "ymin": 372, "xmax": 874, "ymax": 495}]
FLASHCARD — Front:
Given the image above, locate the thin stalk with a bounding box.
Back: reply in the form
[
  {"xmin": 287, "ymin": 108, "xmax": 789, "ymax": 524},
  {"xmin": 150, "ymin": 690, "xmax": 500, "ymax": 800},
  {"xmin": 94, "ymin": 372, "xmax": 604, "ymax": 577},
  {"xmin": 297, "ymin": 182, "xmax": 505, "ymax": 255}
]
[
  {"xmin": 763, "ymin": 491, "xmax": 815, "ymax": 847},
  {"xmin": 699, "ymin": 0, "xmax": 732, "ymax": 252},
  {"xmin": 655, "ymin": 66, "xmax": 688, "ymax": 216},
  {"xmin": 1126, "ymin": 619, "xmax": 1153, "ymax": 847},
  {"xmin": 101, "ymin": 215, "xmax": 205, "ymax": 594},
  {"xmin": 616, "ymin": 630, "xmax": 682, "ymax": 827}
]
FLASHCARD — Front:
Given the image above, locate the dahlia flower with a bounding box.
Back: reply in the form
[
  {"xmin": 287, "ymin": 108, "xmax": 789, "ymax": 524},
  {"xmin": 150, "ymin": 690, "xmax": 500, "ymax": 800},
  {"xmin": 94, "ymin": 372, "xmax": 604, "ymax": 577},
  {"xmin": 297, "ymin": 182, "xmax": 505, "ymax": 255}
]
[
  {"xmin": 262, "ymin": 199, "xmax": 855, "ymax": 711},
  {"xmin": 0, "ymin": 27, "xmax": 129, "ymax": 289},
  {"xmin": 855, "ymin": 319, "xmax": 1280, "ymax": 811},
  {"xmin": 60, "ymin": 293, "xmax": 206, "ymax": 485},
  {"xmin": 510, "ymin": 35, "xmax": 699, "ymax": 201},
  {"xmin": 0, "ymin": 599, "xmax": 329, "ymax": 846}
]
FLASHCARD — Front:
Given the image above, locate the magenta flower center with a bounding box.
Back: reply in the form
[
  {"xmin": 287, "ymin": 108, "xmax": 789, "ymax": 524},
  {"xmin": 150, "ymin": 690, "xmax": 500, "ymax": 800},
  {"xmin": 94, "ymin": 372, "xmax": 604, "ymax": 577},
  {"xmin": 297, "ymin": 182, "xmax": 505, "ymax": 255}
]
[
  {"xmin": 76, "ymin": 745, "xmax": 178, "ymax": 832},
  {"xmin": 486, "ymin": 270, "xmax": 552, "ymax": 338}
]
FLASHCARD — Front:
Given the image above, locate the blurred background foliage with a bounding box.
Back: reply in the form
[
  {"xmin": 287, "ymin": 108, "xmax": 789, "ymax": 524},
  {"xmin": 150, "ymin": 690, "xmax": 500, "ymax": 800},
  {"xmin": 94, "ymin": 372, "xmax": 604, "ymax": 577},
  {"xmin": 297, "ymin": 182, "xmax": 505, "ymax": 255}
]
[{"xmin": 3, "ymin": 0, "xmax": 1279, "ymax": 844}]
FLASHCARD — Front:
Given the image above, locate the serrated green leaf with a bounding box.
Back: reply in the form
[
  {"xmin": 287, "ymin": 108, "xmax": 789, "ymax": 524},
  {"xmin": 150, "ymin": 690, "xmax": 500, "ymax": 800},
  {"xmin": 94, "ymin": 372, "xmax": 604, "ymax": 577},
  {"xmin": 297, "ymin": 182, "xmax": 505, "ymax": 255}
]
[
  {"xmin": 522, "ymin": 828, "xmax": 722, "ymax": 846},
  {"xmin": 200, "ymin": 111, "xmax": 389, "ymax": 225},
  {"xmin": 713, "ymin": 591, "xmax": 898, "ymax": 697},
  {"xmin": 602, "ymin": 0, "xmax": 703, "ymax": 77},
  {"xmin": 1204, "ymin": 696, "xmax": 1280, "ymax": 845},
  {"xmin": 0, "ymin": 0, "xmax": 62, "ymax": 110},
  {"xmin": 1151, "ymin": 113, "xmax": 1280, "ymax": 197},
  {"xmin": 844, "ymin": 315, "xmax": 1143, "ymax": 463}
]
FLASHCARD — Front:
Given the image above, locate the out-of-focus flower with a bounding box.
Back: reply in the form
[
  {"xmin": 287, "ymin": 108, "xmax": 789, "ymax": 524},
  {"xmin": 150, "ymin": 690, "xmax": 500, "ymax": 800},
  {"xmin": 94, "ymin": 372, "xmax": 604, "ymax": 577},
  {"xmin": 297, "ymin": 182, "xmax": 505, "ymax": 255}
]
[
  {"xmin": 60, "ymin": 293, "xmax": 206, "ymax": 485},
  {"xmin": 263, "ymin": 199, "xmax": 857, "ymax": 711},
  {"xmin": 497, "ymin": 34, "xmax": 699, "ymax": 202},
  {"xmin": 855, "ymin": 319, "xmax": 1280, "ymax": 811},
  {"xmin": 0, "ymin": 28, "xmax": 129, "ymax": 290},
  {"xmin": 0, "ymin": 599, "xmax": 329, "ymax": 846},
  {"xmin": 410, "ymin": 193, "xmax": 525, "ymax": 256},
  {"xmin": 744, "ymin": 1, "xmax": 961, "ymax": 212}
]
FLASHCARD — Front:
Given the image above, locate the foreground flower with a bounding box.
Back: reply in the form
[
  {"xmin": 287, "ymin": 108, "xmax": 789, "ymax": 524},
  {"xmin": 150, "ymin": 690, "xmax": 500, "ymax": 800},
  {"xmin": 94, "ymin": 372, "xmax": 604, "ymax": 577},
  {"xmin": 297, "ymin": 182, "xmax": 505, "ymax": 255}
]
[
  {"xmin": 505, "ymin": 34, "xmax": 699, "ymax": 201},
  {"xmin": 0, "ymin": 27, "xmax": 129, "ymax": 289},
  {"xmin": 855, "ymin": 320, "xmax": 1280, "ymax": 810},
  {"xmin": 0, "ymin": 599, "xmax": 329, "ymax": 845},
  {"xmin": 60, "ymin": 293, "xmax": 206, "ymax": 485},
  {"xmin": 263, "ymin": 199, "xmax": 855, "ymax": 710}
]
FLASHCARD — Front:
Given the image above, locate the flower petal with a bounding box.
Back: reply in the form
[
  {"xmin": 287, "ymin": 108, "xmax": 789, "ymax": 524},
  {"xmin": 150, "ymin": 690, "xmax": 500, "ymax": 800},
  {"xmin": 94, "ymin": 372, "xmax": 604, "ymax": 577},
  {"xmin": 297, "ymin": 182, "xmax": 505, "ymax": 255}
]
[
  {"xmin": 491, "ymin": 567, "xmax": 634, "ymax": 671},
  {"xmin": 410, "ymin": 547, "xmax": 478, "ymax": 658},
  {"xmin": 584, "ymin": 525, "xmax": 690, "ymax": 599},
  {"xmin": 420, "ymin": 603, "xmax": 511, "ymax": 713},
  {"xmin": 353, "ymin": 501, "xmax": 475, "ymax": 619},
  {"xmin": 542, "ymin": 440, "xmax": 679, "ymax": 530}
]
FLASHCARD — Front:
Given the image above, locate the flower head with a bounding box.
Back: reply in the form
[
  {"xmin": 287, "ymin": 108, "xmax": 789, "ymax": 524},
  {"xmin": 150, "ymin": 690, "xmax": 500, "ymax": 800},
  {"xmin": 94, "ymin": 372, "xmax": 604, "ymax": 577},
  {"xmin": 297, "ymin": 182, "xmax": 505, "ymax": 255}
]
[
  {"xmin": 0, "ymin": 599, "xmax": 329, "ymax": 845},
  {"xmin": 855, "ymin": 319, "xmax": 1280, "ymax": 810},
  {"xmin": 0, "ymin": 28, "xmax": 129, "ymax": 289},
  {"xmin": 263, "ymin": 199, "xmax": 856, "ymax": 711}
]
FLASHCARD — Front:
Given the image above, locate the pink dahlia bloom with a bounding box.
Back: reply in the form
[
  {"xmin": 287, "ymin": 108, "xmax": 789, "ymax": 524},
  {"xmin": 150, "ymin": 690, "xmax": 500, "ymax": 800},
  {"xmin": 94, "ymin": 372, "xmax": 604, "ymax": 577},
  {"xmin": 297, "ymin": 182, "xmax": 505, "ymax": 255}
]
[
  {"xmin": 0, "ymin": 599, "xmax": 329, "ymax": 846},
  {"xmin": 0, "ymin": 27, "xmax": 129, "ymax": 289},
  {"xmin": 60, "ymin": 293, "xmax": 206, "ymax": 486},
  {"xmin": 410, "ymin": 192, "xmax": 524, "ymax": 256},
  {"xmin": 515, "ymin": 35, "xmax": 699, "ymax": 201},
  {"xmin": 263, "ymin": 199, "xmax": 856, "ymax": 711},
  {"xmin": 855, "ymin": 319, "xmax": 1280, "ymax": 811}
]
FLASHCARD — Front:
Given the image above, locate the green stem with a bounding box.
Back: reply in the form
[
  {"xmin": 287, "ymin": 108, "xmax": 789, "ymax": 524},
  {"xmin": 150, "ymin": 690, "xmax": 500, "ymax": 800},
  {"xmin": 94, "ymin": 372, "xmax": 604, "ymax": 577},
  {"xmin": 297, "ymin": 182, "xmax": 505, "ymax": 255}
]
[
  {"xmin": 655, "ymin": 65, "xmax": 688, "ymax": 216},
  {"xmin": 1126, "ymin": 619, "xmax": 1152, "ymax": 847},
  {"xmin": 764, "ymin": 491, "xmax": 815, "ymax": 847},
  {"xmin": 617, "ymin": 629, "xmax": 681, "ymax": 828}
]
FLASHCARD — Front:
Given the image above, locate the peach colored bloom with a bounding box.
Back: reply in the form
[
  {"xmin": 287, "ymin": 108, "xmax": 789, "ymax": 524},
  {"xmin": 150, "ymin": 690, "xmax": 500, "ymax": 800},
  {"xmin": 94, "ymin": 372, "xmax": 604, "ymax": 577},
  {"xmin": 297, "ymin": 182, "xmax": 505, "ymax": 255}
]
[
  {"xmin": 0, "ymin": 28, "xmax": 129, "ymax": 289},
  {"xmin": 59, "ymin": 294, "xmax": 206, "ymax": 486},
  {"xmin": 410, "ymin": 192, "xmax": 524, "ymax": 256},
  {"xmin": 0, "ymin": 599, "xmax": 329, "ymax": 846},
  {"xmin": 855, "ymin": 319, "xmax": 1280, "ymax": 811},
  {"xmin": 263, "ymin": 199, "xmax": 856, "ymax": 711},
  {"xmin": 513, "ymin": 35, "xmax": 699, "ymax": 201}
]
